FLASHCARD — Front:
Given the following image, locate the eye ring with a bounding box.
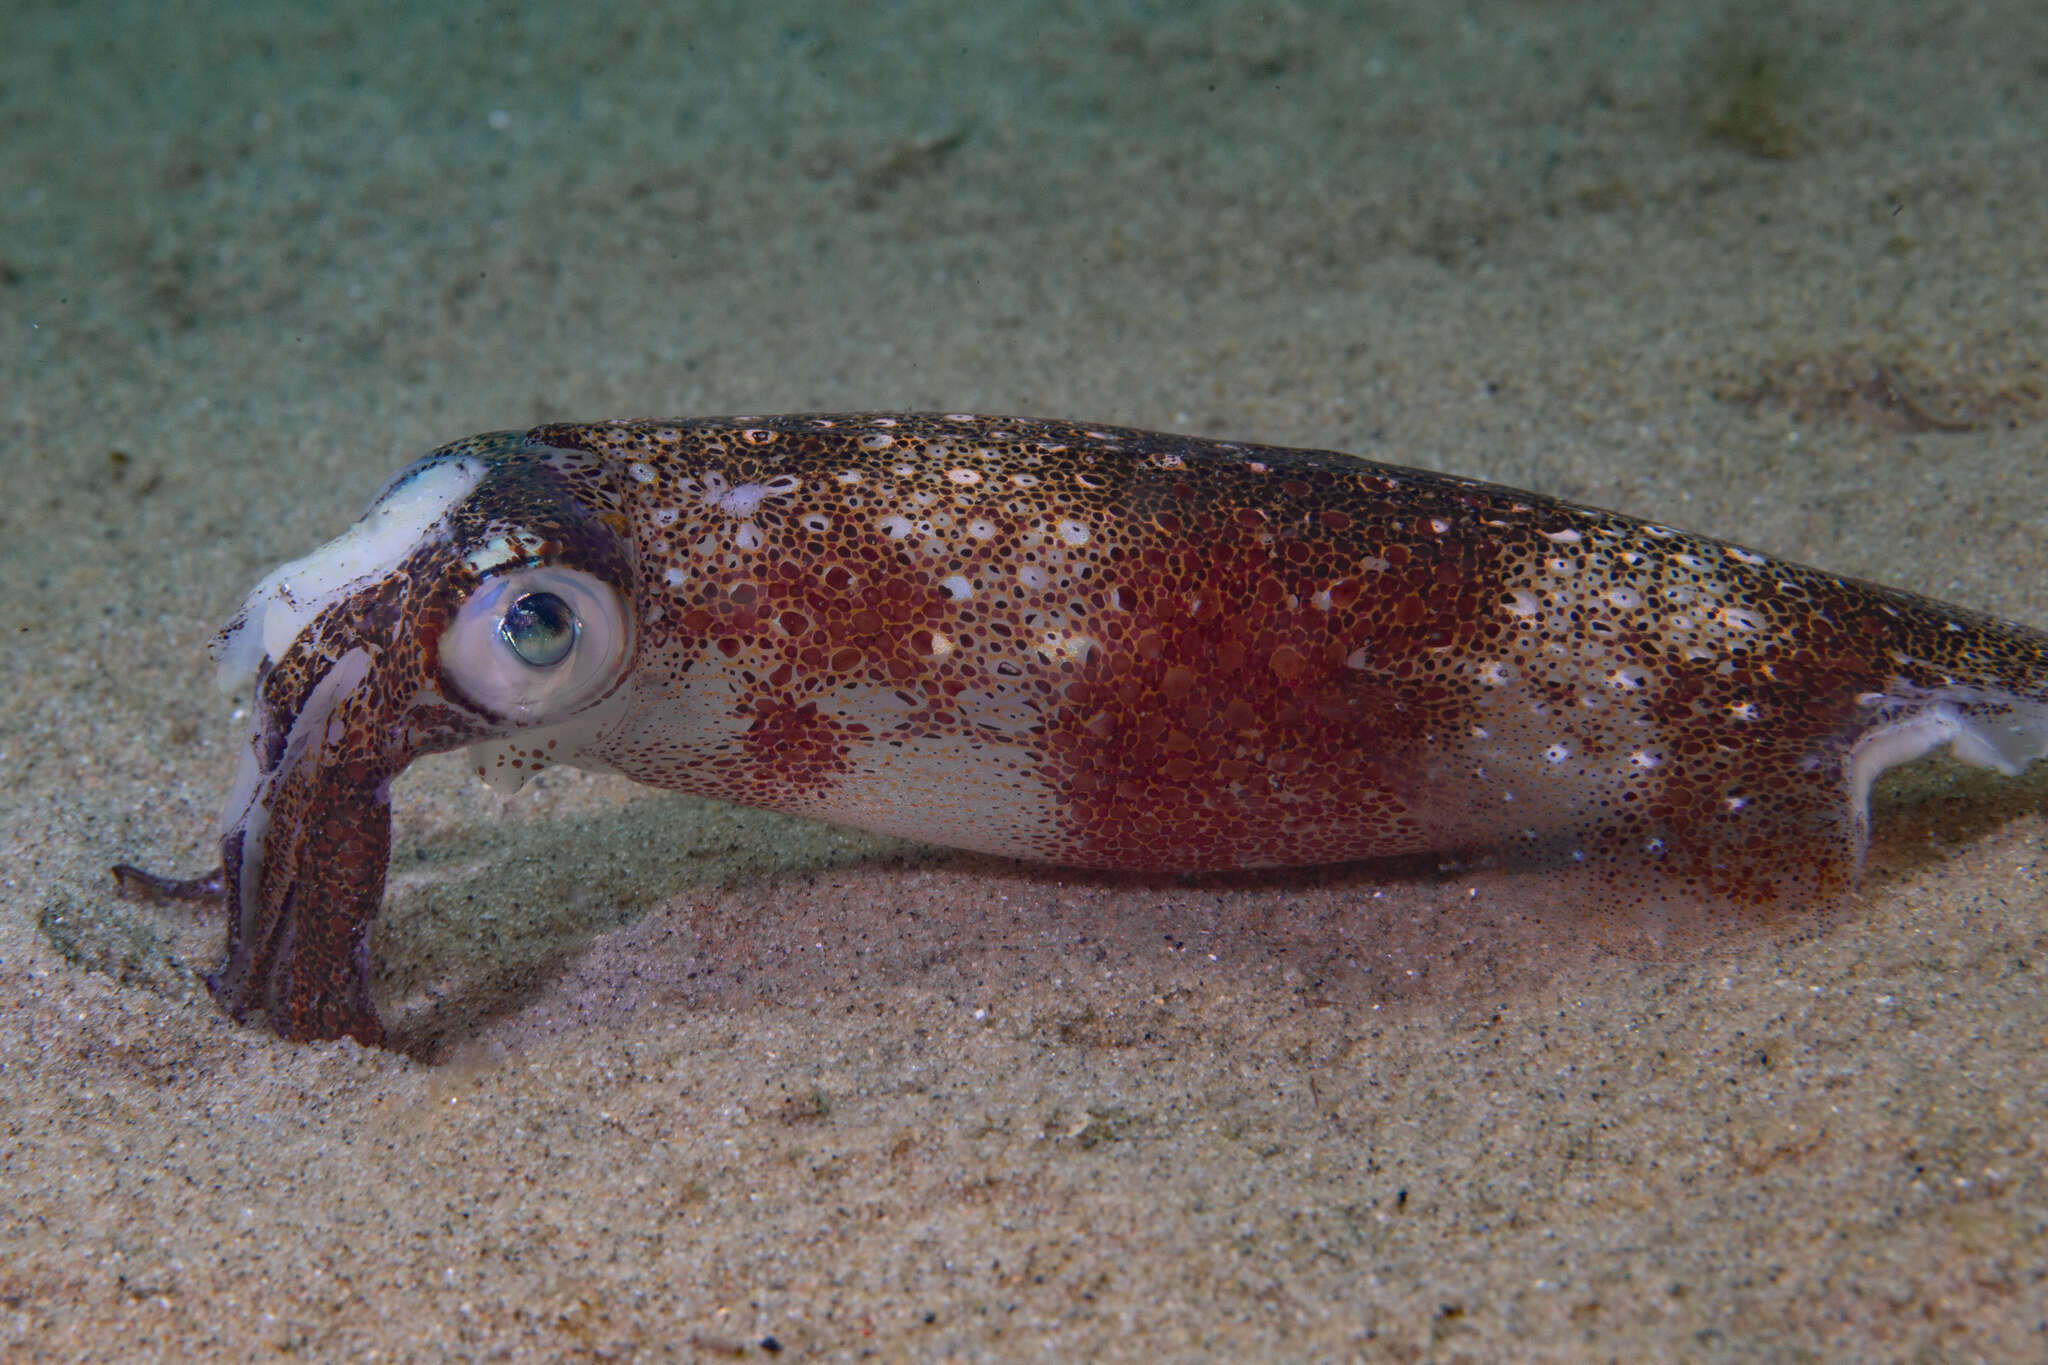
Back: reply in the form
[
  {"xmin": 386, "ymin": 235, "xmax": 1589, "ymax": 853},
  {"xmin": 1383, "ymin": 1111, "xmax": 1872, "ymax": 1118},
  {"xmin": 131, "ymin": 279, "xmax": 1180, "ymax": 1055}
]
[
  {"xmin": 498, "ymin": 590, "xmax": 579, "ymax": 667},
  {"xmin": 441, "ymin": 567, "xmax": 631, "ymax": 722}
]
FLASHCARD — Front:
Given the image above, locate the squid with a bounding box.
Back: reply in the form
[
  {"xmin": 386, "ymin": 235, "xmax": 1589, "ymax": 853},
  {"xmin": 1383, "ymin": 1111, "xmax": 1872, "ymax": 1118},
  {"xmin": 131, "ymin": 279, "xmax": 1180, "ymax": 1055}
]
[{"xmin": 117, "ymin": 414, "xmax": 2048, "ymax": 1044}]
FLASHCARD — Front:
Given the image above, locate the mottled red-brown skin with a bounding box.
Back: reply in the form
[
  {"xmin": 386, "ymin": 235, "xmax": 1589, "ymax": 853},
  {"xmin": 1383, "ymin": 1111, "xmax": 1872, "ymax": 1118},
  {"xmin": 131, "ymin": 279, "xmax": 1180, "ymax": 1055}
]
[
  {"xmin": 535, "ymin": 415, "xmax": 2048, "ymax": 905},
  {"xmin": 127, "ymin": 414, "xmax": 2048, "ymax": 1044}
]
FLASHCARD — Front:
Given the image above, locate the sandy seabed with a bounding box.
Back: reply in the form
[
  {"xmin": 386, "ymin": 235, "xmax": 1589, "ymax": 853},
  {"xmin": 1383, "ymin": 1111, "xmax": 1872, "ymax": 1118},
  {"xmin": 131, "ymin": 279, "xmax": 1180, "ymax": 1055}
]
[{"xmin": 5, "ymin": 1, "xmax": 2048, "ymax": 1358}]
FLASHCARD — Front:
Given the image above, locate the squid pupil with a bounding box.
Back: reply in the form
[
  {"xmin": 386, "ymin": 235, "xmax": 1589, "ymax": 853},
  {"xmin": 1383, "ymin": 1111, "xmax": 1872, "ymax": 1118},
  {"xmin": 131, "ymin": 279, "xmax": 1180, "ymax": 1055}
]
[{"xmin": 499, "ymin": 591, "xmax": 577, "ymax": 667}]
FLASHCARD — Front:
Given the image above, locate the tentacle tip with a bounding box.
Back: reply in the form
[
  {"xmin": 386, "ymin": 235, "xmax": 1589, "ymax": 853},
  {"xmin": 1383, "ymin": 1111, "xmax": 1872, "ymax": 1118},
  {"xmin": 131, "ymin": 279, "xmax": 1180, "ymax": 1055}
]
[
  {"xmin": 202, "ymin": 970, "xmax": 387, "ymax": 1047},
  {"xmin": 110, "ymin": 863, "xmax": 227, "ymax": 908}
]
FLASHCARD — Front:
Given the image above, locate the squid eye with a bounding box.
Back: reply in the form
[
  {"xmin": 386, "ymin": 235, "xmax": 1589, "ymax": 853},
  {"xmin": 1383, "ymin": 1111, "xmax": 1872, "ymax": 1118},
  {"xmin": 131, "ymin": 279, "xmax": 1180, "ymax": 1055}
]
[
  {"xmin": 499, "ymin": 591, "xmax": 578, "ymax": 667},
  {"xmin": 441, "ymin": 567, "xmax": 631, "ymax": 722}
]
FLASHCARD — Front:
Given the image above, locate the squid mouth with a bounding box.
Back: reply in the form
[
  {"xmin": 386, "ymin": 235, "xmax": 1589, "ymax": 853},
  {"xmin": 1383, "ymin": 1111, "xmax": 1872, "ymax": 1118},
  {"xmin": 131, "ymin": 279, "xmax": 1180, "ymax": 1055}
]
[
  {"xmin": 210, "ymin": 645, "xmax": 400, "ymax": 1044},
  {"xmin": 200, "ymin": 446, "xmax": 500, "ymax": 1044}
]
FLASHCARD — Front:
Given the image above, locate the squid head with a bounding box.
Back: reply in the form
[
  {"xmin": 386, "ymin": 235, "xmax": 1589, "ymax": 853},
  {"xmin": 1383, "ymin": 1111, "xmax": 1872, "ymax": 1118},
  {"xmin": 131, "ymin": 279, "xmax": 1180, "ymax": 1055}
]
[{"xmin": 208, "ymin": 431, "xmax": 637, "ymax": 1043}]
